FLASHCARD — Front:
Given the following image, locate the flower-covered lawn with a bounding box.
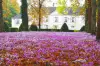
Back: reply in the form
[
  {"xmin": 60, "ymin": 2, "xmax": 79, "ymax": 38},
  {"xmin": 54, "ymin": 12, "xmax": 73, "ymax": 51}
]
[{"xmin": 0, "ymin": 32, "xmax": 100, "ymax": 66}]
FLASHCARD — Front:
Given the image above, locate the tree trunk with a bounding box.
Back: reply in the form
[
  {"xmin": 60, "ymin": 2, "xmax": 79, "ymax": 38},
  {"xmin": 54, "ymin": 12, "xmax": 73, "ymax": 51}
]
[
  {"xmin": 87, "ymin": 0, "xmax": 92, "ymax": 33},
  {"xmin": 91, "ymin": 0, "xmax": 96, "ymax": 35},
  {"xmin": 0, "ymin": 0, "xmax": 4, "ymax": 32},
  {"xmin": 21, "ymin": 0, "xmax": 28, "ymax": 31},
  {"xmin": 96, "ymin": 0, "xmax": 100, "ymax": 40},
  {"xmin": 38, "ymin": 0, "xmax": 41, "ymax": 31},
  {"xmin": 85, "ymin": 8, "xmax": 88, "ymax": 32}
]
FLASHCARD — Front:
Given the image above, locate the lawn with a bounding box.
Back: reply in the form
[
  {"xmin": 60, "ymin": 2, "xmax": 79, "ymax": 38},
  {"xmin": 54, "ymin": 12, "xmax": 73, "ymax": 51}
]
[{"xmin": 0, "ymin": 32, "xmax": 100, "ymax": 66}]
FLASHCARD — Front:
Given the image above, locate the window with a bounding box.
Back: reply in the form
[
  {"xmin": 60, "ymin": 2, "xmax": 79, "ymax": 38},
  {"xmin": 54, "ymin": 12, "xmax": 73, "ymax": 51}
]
[
  {"xmin": 53, "ymin": 25, "xmax": 57, "ymax": 29},
  {"xmin": 55, "ymin": 17, "xmax": 58, "ymax": 22},
  {"xmin": 72, "ymin": 17, "xmax": 74, "ymax": 22},
  {"xmin": 45, "ymin": 25, "xmax": 48, "ymax": 29},
  {"xmin": 16, "ymin": 20, "xmax": 20, "ymax": 24},
  {"xmin": 46, "ymin": 18, "xmax": 48, "ymax": 22},
  {"xmin": 64, "ymin": 17, "xmax": 67, "ymax": 22},
  {"xmin": 53, "ymin": 3, "xmax": 55, "ymax": 7},
  {"xmin": 71, "ymin": 26, "xmax": 74, "ymax": 28}
]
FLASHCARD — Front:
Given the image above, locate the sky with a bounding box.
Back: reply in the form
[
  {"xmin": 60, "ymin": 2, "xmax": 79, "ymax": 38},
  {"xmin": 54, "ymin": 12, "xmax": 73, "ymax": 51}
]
[{"xmin": 17, "ymin": 0, "xmax": 21, "ymax": 6}]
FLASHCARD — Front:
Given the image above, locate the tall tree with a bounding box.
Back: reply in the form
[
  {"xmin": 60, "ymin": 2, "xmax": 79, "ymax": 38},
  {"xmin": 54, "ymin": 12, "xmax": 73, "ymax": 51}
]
[
  {"xmin": 85, "ymin": 0, "xmax": 89, "ymax": 32},
  {"xmin": 2, "ymin": 0, "xmax": 20, "ymax": 26},
  {"xmin": 0, "ymin": 0, "xmax": 4, "ymax": 32},
  {"xmin": 87, "ymin": 0, "xmax": 92, "ymax": 33},
  {"xmin": 38, "ymin": 0, "xmax": 41, "ymax": 30},
  {"xmin": 38, "ymin": 0, "xmax": 46, "ymax": 30},
  {"xmin": 71, "ymin": 0, "xmax": 80, "ymax": 14},
  {"xmin": 96, "ymin": 0, "xmax": 100, "ymax": 40},
  {"xmin": 91, "ymin": 0, "xmax": 96, "ymax": 35},
  {"xmin": 56, "ymin": 0, "xmax": 83, "ymax": 15},
  {"xmin": 85, "ymin": 9, "xmax": 88, "ymax": 32},
  {"xmin": 28, "ymin": 0, "xmax": 47, "ymax": 30},
  {"xmin": 21, "ymin": 0, "xmax": 28, "ymax": 31},
  {"xmin": 56, "ymin": 0, "xmax": 67, "ymax": 14}
]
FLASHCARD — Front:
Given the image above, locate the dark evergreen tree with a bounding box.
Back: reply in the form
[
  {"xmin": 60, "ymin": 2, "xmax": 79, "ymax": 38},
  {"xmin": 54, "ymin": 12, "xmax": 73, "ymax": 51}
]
[
  {"xmin": 19, "ymin": 23, "xmax": 23, "ymax": 31},
  {"xmin": 30, "ymin": 25, "xmax": 38, "ymax": 31},
  {"xmin": 21, "ymin": 0, "xmax": 28, "ymax": 31},
  {"xmin": 61, "ymin": 23, "xmax": 68, "ymax": 32},
  {"xmin": 80, "ymin": 26, "xmax": 85, "ymax": 31}
]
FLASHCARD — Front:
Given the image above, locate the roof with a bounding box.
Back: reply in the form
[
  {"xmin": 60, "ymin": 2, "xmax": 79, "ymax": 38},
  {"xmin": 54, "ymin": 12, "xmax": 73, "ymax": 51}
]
[
  {"xmin": 47, "ymin": 7, "xmax": 56, "ymax": 14},
  {"xmin": 50, "ymin": 7, "xmax": 82, "ymax": 16},
  {"xmin": 12, "ymin": 14, "xmax": 21, "ymax": 19}
]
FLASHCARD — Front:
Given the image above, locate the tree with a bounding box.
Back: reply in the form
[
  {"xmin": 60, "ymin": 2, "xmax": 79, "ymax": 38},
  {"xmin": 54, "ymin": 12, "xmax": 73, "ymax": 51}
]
[
  {"xmin": 30, "ymin": 22, "xmax": 38, "ymax": 31},
  {"xmin": 96, "ymin": 0, "xmax": 100, "ymax": 40},
  {"xmin": 0, "ymin": 0, "xmax": 4, "ymax": 32},
  {"xmin": 91, "ymin": 0, "xmax": 96, "ymax": 35},
  {"xmin": 79, "ymin": 1, "xmax": 86, "ymax": 15},
  {"xmin": 2, "ymin": 0, "xmax": 20, "ymax": 26},
  {"xmin": 56, "ymin": 0, "xmax": 67, "ymax": 14},
  {"xmin": 85, "ymin": 0, "xmax": 88, "ymax": 32},
  {"xmin": 71, "ymin": 0, "xmax": 80, "ymax": 14},
  {"xmin": 4, "ymin": 22, "xmax": 9, "ymax": 32},
  {"xmin": 21, "ymin": 0, "xmax": 28, "ymax": 31},
  {"xmin": 56, "ymin": 0, "xmax": 83, "ymax": 15},
  {"xmin": 61, "ymin": 23, "xmax": 68, "ymax": 32},
  {"xmin": 28, "ymin": 0, "xmax": 48, "ymax": 30},
  {"xmin": 86, "ymin": 0, "xmax": 92, "ymax": 33}
]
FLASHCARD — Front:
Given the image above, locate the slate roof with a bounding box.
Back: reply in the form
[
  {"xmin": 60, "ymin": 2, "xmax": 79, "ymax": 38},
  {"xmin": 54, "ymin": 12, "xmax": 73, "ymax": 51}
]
[
  {"xmin": 47, "ymin": 7, "xmax": 56, "ymax": 14},
  {"xmin": 49, "ymin": 7, "xmax": 81, "ymax": 16},
  {"xmin": 12, "ymin": 14, "xmax": 21, "ymax": 19}
]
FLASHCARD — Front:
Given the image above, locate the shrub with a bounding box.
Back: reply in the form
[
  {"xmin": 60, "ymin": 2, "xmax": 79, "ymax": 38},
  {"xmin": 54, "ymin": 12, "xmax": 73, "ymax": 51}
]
[
  {"xmin": 10, "ymin": 27, "xmax": 18, "ymax": 32},
  {"xmin": 61, "ymin": 23, "xmax": 68, "ymax": 32},
  {"xmin": 30, "ymin": 25, "xmax": 38, "ymax": 31},
  {"xmin": 19, "ymin": 23, "xmax": 29, "ymax": 31},
  {"xmin": 80, "ymin": 26, "xmax": 85, "ymax": 31},
  {"xmin": 74, "ymin": 30, "xmax": 79, "ymax": 32},
  {"xmin": 19, "ymin": 23, "xmax": 23, "ymax": 31}
]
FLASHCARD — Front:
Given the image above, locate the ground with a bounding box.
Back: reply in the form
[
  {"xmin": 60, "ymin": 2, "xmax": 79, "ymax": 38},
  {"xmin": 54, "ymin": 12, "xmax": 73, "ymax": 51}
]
[{"xmin": 0, "ymin": 32, "xmax": 100, "ymax": 66}]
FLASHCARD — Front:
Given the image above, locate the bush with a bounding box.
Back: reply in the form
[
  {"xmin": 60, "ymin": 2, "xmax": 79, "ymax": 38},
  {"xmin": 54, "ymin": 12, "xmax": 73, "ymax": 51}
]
[
  {"xmin": 74, "ymin": 30, "xmax": 79, "ymax": 32},
  {"xmin": 61, "ymin": 23, "xmax": 68, "ymax": 32},
  {"xmin": 4, "ymin": 22, "xmax": 10, "ymax": 32},
  {"xmin": 19, "ymin": 23, "xmax": 29, "ymax": 31},
  {"xmin": 80, "ymin": 26, "xmax": 85, "ymax": 31},
  {"xmin": 29, "ymin": 25, "xmax": 38, "ymax": 31},
  {"xmin": 19, "ymin": 23, "xmax": 23, "ymax": 31},
  {"xmin": 10, "ymin": 28, "xmax": 18, "ymax": 32}
]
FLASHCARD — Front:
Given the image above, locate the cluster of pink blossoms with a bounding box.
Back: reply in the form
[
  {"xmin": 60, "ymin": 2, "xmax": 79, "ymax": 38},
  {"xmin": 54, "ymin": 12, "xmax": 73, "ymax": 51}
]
[{"xmin": 0, "ymin": 32, "xmax": 100, "ymax": 66}]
